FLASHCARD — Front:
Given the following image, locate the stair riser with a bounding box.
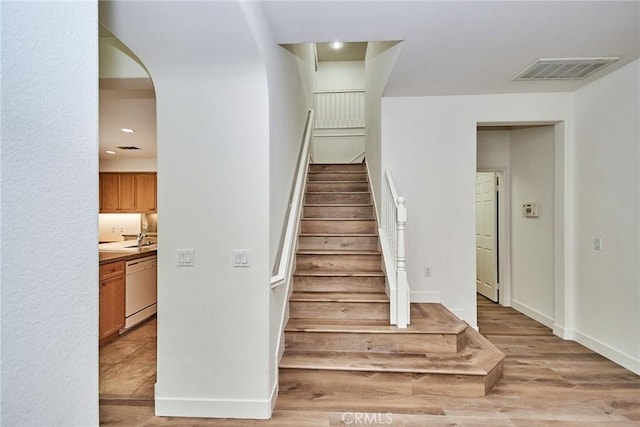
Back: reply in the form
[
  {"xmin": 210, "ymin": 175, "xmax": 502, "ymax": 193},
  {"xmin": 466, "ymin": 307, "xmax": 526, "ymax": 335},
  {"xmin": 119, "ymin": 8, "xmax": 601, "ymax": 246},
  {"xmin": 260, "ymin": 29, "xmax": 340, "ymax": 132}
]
[
  {"xmin": 285, "ymin": 332, "xmax": 461, "ymax": 354},
  {"xmin": 279, "ymin": 369, "xmax": 489, "ymax": 397},
  {"xmin": 296, "ymin": 254, "xmax": 381, "ymax": 272},
  {"xmin": 298, "ymin": 236, "xmax": 378, "ymax": 251},
  {"xmin": 289, "ymin": 301, "xmax": 389, "ymax": 320},
  {"xmin": 308, "ymin": 173, "xmax": 367, "ymax": 182},
  {"xmin": 304, "ymin": 205, "xmax": 373, "ymax": 219},
  {"xmin": 293, "ymin": 275, "xmax": 385, "ymax": 293},
  {"xmin": 306, "ymin": 182, "xmax": 369, "ymax": 193},
  {"xmin": 305, "ymin": 193, "xmax": 371, "ymax": 205},
  {"xmin": 301, "ymin": 220, "xmax": 376, "ymax": 234},
  {"xmin": 310, "ymin": 164, "xmax": 366, "ymax": 172}
]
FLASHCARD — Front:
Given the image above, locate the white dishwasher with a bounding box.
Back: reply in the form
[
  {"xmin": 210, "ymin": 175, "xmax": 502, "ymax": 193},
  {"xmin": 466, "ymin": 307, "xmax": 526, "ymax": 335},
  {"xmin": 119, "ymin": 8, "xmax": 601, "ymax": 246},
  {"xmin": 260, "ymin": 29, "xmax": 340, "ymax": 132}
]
[{"xmin": 123, "ymin": 255, "xmax": 157, "ymax": 331}]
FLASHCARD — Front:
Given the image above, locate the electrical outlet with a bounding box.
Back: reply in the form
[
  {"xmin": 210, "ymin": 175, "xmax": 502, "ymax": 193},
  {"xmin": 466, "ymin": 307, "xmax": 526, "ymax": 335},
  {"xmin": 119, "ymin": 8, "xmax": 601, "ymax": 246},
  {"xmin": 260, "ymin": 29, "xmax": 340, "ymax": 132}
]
[{"xmin": 424, "ymin": 267, "xmax": 431, "ymax": 277}]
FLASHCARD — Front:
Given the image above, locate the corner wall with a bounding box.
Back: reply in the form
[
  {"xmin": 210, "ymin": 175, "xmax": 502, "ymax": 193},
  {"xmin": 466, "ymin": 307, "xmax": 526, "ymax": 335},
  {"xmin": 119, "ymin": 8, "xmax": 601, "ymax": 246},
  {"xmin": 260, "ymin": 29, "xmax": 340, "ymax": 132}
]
[
  {"xmin": 102, "ymin": 1, "xmax": 274, "ymax": 418},
  {"xmin": 1, "ymin": 2, "xmax": 99, "ymax": 425},
  {"xmin": 364, "ymin": 41, "xmax": 403, "ymax": 211},
  {"xmin": 510, "ymin": 126, "xmax": 555, "ymax": 325},
  {"xmin": 239, "ymin": 0, "xmax": 312, "ymax": 404},
  {"xmin": 573, "ymin": 59, "xmax": 640, "ymax": 373}
]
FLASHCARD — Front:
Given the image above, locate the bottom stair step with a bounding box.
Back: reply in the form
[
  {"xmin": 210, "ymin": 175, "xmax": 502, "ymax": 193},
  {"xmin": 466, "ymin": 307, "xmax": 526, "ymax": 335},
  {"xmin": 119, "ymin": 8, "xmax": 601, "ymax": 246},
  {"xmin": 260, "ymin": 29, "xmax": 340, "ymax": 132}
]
[{"xmin": 280, "ymin": 327, "xmax": 505, "ymax": 397}]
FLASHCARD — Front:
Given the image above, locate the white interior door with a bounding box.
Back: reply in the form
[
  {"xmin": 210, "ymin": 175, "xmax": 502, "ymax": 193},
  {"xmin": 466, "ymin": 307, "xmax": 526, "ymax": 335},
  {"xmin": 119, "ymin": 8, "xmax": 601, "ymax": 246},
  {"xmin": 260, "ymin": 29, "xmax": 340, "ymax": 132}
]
[{"xmin": 476, "ymin": 172, "xmax": 498, "ymax": 302}]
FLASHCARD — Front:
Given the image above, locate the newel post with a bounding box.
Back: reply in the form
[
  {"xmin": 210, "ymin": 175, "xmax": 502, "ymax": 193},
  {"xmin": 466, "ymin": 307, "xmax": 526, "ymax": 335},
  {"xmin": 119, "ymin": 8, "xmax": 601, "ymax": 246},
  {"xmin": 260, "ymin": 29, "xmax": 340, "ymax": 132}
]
[{"xmin": 396, "ymin": 197, "xmax": 409, "ymax": 328}]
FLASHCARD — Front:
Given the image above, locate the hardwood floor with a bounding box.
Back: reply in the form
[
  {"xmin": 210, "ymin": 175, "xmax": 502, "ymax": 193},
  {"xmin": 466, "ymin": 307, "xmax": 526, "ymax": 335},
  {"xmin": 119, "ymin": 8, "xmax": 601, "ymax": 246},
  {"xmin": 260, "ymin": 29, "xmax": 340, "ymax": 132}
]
[
  {"xmin": 99, "ymin": 316, "xmax": 156, "ymax": 403},
  {"xmin": 100, "ymin": 296, "xmax": 640, "ymax": 425}
]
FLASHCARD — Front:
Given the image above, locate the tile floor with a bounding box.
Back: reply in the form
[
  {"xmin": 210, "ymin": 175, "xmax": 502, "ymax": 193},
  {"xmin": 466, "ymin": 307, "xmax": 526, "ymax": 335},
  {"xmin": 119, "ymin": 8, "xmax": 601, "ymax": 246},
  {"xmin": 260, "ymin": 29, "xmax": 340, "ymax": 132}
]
[{"xmin": 99, "ymin": 316, "xmax": 157, "ymax": 398}]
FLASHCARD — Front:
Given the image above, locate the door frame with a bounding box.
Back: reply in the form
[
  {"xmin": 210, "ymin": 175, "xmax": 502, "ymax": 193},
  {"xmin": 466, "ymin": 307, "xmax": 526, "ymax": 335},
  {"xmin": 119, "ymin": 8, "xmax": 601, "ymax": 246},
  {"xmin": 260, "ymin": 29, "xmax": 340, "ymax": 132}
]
[{"xmin": 477, "ymin": 168, "xmax": 510, "ymax": 306}]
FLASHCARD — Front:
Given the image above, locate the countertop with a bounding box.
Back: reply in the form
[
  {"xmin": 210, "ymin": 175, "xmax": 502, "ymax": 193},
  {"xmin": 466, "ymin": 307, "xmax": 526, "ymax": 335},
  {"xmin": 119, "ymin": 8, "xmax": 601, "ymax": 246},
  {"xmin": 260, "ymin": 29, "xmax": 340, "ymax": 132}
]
[{"xmin": 99, "ymin": 247, "xmax": 157, "ymax": 265}]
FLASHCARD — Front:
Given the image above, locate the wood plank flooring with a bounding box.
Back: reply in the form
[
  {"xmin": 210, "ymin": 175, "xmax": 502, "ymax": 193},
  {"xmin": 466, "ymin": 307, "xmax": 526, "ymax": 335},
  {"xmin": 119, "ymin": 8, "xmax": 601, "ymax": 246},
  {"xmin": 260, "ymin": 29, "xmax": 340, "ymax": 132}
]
[{"xmin": 100, "ymin": 295, "xmax": 640, "ymax": 426}]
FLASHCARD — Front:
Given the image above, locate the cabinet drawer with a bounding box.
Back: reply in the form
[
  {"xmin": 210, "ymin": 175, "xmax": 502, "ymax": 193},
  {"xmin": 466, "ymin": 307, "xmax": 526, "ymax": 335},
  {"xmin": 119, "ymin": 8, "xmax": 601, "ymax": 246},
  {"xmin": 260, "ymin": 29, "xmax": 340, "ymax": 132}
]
[{"xmin": 100, "ymin": 261, "xmax": 125, "ymax": 280}]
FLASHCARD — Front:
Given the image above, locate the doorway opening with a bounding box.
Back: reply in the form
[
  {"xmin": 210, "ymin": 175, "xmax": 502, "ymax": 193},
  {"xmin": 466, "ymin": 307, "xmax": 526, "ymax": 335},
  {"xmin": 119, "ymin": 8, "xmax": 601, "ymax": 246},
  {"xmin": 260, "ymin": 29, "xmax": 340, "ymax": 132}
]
[{"xmin": 476, "ymin": 123, "xmax": 559, "ymax": 331}]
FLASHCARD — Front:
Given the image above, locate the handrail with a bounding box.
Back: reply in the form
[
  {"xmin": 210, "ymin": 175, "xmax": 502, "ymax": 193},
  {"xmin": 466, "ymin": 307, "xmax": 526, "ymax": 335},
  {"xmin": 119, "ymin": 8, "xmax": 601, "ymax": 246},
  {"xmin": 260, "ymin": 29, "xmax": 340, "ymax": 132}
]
[
  {"xmin": 271, "ymin": 110, "xmax": 314, "ymax": 288},
  {"xmin": 380, "ymin": 169, "xmax": 410, "ymax": 328}
]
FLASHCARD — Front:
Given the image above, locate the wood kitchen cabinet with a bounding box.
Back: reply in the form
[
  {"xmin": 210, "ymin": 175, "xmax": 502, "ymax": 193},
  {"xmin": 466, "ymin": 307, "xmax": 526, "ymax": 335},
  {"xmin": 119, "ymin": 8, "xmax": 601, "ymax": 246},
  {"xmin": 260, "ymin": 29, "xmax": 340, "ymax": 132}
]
[
  {"xmin": 99, "ymin": 261, "xmax": 125, "ymax": 346},
  {"xmin": 99, "ymin": 172, "xmax": 156, "ymax": 213}
]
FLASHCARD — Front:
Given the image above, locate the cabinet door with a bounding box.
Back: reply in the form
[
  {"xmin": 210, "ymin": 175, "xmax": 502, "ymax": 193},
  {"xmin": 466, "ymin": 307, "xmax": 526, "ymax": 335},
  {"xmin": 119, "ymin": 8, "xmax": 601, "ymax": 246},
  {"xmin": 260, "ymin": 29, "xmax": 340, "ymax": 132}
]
[
  {"xmin": 118, "ymin": 174, "xmax": 136, "ymax": 211},
  {"xmin": 135, "ymin": 173, "xmax": 157, "ymax": 212},
  {"xmin": 99, "ymin": 275, "xmax": 125, "ymax": 342},
  {"xmin": 100, "ymin": 174, "xmax": 120, "ymax": 212}
]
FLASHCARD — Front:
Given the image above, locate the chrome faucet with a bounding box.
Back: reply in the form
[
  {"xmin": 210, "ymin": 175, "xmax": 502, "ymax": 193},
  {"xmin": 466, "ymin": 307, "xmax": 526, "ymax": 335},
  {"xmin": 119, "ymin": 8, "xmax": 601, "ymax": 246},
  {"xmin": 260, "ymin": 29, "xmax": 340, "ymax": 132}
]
[{"xmin": 136, "ymin": 233, "xmax": 146, "ymax": 247}]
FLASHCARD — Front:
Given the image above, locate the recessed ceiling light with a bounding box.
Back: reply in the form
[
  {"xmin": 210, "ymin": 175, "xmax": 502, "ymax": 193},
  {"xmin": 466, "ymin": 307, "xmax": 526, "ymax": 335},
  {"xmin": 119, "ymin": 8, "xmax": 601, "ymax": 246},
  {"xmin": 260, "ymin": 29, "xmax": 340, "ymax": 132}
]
[
  {"xmin": 105, "ymin": 150, "xmax": 116, "ymax": 155},
  {"xmin": 120, "ymin": 128, "xmax": 135, "ymax": 133},
  {"xmin": 329, "ymin": 41, "xmax": 343, "ymax": 50}
]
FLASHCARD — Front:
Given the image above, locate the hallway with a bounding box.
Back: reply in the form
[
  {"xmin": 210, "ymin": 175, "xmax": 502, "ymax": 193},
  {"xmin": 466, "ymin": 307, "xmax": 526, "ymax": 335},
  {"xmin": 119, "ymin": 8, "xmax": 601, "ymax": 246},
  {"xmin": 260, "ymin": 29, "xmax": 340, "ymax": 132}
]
[{"xmin": 100, "ymin": 296, "xmax": 640, "ymax": 425}]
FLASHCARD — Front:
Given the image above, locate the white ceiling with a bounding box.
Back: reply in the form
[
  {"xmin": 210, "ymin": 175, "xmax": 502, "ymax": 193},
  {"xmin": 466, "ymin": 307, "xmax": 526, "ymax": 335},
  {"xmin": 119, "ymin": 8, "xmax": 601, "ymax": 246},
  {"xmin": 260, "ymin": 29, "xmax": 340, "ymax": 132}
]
[
  {"xmin": 263, "ymin": 0, "xmax": 639, "ymax": 96},
  {"xmin": 100, "ymin": 0, "xmax": 640, "ymax": 159},
  {"xmin": 99, "ymin": 78, "xmax": 156, "ymax": 160}
]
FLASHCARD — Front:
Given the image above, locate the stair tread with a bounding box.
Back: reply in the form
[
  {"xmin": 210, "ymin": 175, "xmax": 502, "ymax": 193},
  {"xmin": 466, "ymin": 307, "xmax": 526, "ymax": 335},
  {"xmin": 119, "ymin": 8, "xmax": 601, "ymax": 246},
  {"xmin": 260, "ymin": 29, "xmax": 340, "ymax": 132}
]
[
  {"xmin": 307, "ymin": 180, "xmax": 369, "ymax": 186},
  {"xmin": 285, "ymin": 316, "xmax": 466, "ymax": 335},
  {"xmin": 304, "ymin": 204, "xmax": 373, "ymax": 207},
  {"xmin": 308, "ymin": 174, "xmax": 366, "ymax": 177},
  {"xmin": 300, "ymin": 233, "xmax": 378, "ymax": 237},
  {"xmin": 305, "ymin": 192, "xmax": 370, "ymax": 195},
  {"xmin": 294, "ymin": 270, "xmax": 386, "ymax": 277},
  {"xmin": 297, "ymin": 249, "xmax": 381, "ymax": 255},
  {"xmin": 301, "ymin": 218, "xmax": 375, "ymax": 221},
  {"xmin": 280, "ymin": 350, "xmax": 482, "ymax": 375},
  {"xmin": 281, "ymin": 327, "xmax": 503, "ymax": 375},
  {"xmin": 290, "ymin": 292, "xmax": 388, "ymax": 303}
]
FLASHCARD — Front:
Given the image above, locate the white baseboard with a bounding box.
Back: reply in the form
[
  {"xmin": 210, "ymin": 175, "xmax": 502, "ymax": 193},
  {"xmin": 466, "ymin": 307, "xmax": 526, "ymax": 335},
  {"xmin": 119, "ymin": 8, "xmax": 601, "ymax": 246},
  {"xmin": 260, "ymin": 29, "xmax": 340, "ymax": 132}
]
[
  {"xmin": 511, "ymin": 299, "xmax": 554, "ymax": 328},
  {"xmin": 269, "ymin": 381, "xmax": 278, "ymax": 413},
  {"xmin": 572, "ymin": 330, "xmax": 640, "ymax": 375},
  {"xmin": 155, "ymin": 387, "xmax": 274, "ymax": 419},
  {"xmin": 410, "ymin": 291, "xmax": 440, "ymax": 303},
  {"xmin": 552, "ymin": 323, "xmax": 574, "ymax": 340}
]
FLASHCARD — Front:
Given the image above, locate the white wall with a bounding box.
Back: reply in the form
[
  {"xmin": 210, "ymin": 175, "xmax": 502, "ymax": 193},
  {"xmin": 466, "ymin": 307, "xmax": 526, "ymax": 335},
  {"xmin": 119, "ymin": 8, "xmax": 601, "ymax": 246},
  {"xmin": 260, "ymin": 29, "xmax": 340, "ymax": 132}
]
[
  {"xmin": 1, "ymin": 2, "xmax": 98, "ymax": 425},
  {"xmin": 99, "ymin": 158, "xmax": 157, "ymax": 171},
  {"xmin": 364, "ymin": 41, "xmax": 403, "ymax": 210},
  {"xmin": 510, "ymin": 126, "xmax": 555, "ymax": 326},
  {"xmin": 102, "ymin": 1, "xmax": 274, "ymax": 418},
  {"xmin": 317, "ymin": 61, "xmax": 365, "ymax": 91},
  {"xmin": 99, "ymin": 36, "xmax": 149, "ymax": 79},
  {"xmin": 573, "ymin": 59, "xmax": 640, "ymax": 373},
  {"xmin": 477, "ymin": 130, "xmax": 510, "ymax": 170},
  {"xmin": 381, "ymin": 93, "xmax": 573, "ymax": 327},
  {"xmin": 291, "ymin": 44, "xmax": 317, "ymax": 109},
  {"xmin": 239, "ymin": 0, "xmax": 310, "ymax": 401}
]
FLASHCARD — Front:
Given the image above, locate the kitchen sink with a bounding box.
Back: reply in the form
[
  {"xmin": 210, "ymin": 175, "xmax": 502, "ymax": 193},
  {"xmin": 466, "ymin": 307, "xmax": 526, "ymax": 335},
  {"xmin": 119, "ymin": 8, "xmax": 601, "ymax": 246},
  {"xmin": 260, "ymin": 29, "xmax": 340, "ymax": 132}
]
[{"xmin": 99, "ymin": 240, "xmax": 157, "ymax": 252}]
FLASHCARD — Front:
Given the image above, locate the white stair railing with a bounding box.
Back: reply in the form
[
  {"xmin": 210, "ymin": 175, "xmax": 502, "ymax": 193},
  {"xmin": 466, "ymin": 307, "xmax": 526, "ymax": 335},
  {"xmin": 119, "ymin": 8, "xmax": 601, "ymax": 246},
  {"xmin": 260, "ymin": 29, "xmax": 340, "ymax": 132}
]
[
  {"xmin": 380, "ymin": 170, "xmax": 410, "ymax": 328},
  {"xmin": 313, "ymin": 90, "xmax": 365, "ymax": 129}
]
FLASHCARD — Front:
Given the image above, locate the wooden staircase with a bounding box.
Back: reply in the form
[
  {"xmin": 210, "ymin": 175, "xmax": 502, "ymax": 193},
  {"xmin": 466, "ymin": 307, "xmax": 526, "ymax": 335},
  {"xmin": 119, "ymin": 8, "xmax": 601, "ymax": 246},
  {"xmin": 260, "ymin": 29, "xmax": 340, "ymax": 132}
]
[{"xmin": 279, "ymin": 163, "xmax": 504, "ymax": 409}]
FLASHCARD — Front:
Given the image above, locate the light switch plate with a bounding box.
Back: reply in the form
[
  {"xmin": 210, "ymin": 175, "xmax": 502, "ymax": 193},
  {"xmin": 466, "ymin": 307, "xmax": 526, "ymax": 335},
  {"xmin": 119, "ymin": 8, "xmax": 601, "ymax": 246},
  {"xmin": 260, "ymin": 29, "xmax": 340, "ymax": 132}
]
[
  {"xmin": 593, "ymin": 238, "xmax": 602, "ymax": 251},
  {"xmin": 177, "ymin": 249, "xmax": 194, "ymax": 266},
  {"xmin": 233, "ymin": 250, "xmax": 250, "ymax": 267}
]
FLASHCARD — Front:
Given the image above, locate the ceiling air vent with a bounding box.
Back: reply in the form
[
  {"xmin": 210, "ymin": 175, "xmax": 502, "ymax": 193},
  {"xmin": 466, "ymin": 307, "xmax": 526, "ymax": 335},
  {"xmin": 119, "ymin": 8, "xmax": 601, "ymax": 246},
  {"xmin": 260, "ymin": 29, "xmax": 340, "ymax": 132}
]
[
  {"xmin": 117, "ymin": 146, "xmax": 142, "ymax": 151},
  {"xmin": 514, "ymin": 57, "xmax": 618, "ymax": 81}
]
